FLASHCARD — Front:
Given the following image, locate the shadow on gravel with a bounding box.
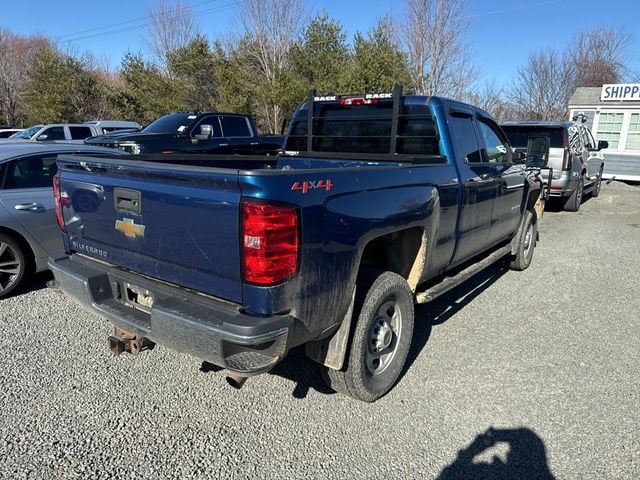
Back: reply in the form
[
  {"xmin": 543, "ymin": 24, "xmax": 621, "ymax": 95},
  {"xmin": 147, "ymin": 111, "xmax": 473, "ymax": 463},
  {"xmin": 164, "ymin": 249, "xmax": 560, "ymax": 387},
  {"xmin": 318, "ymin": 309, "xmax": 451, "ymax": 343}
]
[
  {"xmin": 267, "ymin": 347, "xmax": 335, "ymax": 399},
  {"xmin": 403, "ymin": 261, "xmax": 508, "ymax": 378},
  {"xmin": 437, "ymin": 427, "xmax": 555, "ymax": 480},
  {"xmin": 200, "ymin": 347, "xmax": 333, "ymax": 400},
  {"xmin": 7, "ymin": 270, "xmax": 54, "ymax": 298}
]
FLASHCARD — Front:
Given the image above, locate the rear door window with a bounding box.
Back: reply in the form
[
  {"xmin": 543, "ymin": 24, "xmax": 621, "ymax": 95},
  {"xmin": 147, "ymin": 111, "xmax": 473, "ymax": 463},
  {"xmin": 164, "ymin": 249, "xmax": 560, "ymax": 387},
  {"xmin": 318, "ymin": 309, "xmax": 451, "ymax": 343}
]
[
  {"xmin": 69, "ymin": 126, "xmax": 94, "ymax": 139},
  {"xmin": 1, "ymin": 154, "xmax": 58, "ymax": 189},
  {"xmin": 221, "ymin": 116, "xmax": 252, "ymax": 138},
  {"xmin": 449, "ymin": 116, "xmax": 482, "ymax": 163}
]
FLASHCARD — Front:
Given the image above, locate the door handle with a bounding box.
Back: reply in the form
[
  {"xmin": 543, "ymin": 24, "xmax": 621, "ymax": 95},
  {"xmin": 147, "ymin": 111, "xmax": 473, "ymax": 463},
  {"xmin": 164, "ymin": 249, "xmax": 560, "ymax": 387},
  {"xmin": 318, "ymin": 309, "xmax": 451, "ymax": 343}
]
[
  {"xmin": 465, "ymin": 173, "xmax": 493, "ymax": 184},
  {"xmin": 14, "ymin": 203, "xmax": 45, "ymax": 212}
]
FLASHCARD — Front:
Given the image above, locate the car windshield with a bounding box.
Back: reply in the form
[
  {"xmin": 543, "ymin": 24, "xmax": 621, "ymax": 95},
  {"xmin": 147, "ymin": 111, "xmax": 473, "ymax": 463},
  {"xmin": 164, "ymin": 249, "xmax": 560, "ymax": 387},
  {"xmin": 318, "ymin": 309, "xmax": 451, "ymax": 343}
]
[
  {"xmin": 142, "ymin": 114, "xmax": 196, "ymax": 134},
  {"xmin": 501, "ymin": 126, "xmax": 565, "ymax": 148},
  {"xmin": 11, "ymin": 125, "xmax": 42, "ymax": 139}
]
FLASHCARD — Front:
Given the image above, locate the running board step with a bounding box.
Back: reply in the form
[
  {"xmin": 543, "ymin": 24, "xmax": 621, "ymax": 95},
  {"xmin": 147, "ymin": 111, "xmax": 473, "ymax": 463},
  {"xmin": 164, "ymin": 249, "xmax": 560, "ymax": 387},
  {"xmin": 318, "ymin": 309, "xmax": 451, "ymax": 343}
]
[{"xmin": 415, "ymin": 245, "xmax": 512, "ymax": 304}]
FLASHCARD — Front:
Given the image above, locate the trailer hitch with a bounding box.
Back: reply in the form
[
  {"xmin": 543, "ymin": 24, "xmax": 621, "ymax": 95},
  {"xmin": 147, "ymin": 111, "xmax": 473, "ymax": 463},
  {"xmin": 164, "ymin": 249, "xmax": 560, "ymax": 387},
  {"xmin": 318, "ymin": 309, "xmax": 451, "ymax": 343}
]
[{"xmin": 108, "ymin": 326, "xmax": 155, "ymax": 355}]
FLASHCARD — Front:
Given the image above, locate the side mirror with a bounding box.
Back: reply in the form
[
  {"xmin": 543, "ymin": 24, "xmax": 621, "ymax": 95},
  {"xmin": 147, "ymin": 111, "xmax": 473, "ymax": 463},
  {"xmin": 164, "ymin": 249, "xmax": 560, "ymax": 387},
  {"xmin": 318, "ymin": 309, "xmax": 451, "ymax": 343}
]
[
  {"xmin": 36, "ymin": 134, "xmax": 48, "ymax": 141},
  {"xmin": 193, "ymin": 124, "xmax": 213, "ymax": 141},
  {"xmin": 597, "ymin": 140, "xmax": 608, "ymax": 150},
  {"xmin": 512, "ymin": 150, "xmax": 526, "ymax": 164},
  {"xmin": 525, "ymin": 136, "xmax": 550, "ymax": 168}
]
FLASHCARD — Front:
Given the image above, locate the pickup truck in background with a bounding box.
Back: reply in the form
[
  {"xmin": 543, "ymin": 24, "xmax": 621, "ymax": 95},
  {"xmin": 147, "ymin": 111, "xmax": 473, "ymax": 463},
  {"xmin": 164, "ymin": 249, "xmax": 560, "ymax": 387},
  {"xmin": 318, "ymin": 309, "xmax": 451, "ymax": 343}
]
[
  {"xmin": 85, "ymin": 112, "xmax": 284, "ymax": 155},
  {"xmin": 50, "ymin": 86, "xmax": 545, "ymax": 402}
]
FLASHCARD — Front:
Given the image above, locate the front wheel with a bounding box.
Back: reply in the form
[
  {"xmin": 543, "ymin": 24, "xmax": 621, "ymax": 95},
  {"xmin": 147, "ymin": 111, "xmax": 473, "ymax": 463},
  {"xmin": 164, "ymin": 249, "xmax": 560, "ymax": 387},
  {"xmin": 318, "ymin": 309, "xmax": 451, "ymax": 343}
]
[
  {"xmin": 321, "ymin": 269, "xmax": 414, "ymax": 402},
  {"xmin": 510, "ymin": 210, "xmax": 537, "ymax": 271}
]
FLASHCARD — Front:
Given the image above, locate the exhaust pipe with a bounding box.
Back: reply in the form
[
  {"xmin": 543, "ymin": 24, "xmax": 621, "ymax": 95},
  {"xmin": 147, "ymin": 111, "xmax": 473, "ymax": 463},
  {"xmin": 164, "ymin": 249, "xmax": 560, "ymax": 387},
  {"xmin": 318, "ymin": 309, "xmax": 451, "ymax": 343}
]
[{"xmin": 226, "ymin": 373, "xmax": 248, "ymax": 389}]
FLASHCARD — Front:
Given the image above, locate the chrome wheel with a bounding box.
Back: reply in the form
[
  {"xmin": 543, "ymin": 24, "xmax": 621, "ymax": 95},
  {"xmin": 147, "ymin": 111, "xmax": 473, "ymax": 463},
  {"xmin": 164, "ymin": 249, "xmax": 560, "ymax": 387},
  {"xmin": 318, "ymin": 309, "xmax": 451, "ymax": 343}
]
[
  {"xmin": 366, "ymin": 300, "xmax": 402, "ymax": 376},
  {"xmin": 0, "ymin": 240, "xmax": 22, "ymax": 294},
  {"xmin": 523, "ymin": 223, "xmax": 534, "ymax": 258}
]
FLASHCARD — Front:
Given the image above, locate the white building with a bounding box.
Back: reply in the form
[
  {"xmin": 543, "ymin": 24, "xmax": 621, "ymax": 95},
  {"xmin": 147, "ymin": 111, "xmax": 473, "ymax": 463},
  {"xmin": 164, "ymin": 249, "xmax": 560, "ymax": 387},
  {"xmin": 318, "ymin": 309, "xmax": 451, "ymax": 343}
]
[{"xmin": 569, "ymin": 84, "xmax": 640, "ymax": 181}]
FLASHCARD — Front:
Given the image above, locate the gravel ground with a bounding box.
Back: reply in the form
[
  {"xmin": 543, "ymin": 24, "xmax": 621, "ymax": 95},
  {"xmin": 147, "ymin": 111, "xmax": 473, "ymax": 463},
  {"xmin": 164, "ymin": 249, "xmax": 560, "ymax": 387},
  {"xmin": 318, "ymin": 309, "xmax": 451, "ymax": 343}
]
[{"xmin": 0, "ymin": 181, "xmax": 638, "ymax": 479}]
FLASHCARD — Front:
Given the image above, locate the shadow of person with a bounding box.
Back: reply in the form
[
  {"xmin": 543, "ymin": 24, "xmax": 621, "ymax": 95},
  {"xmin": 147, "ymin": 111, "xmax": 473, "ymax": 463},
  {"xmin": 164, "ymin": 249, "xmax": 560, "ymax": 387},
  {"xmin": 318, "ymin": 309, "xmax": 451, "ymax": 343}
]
[{"xmin": 437, "ymin": 427, "xmax": 556, "ymax": 480}]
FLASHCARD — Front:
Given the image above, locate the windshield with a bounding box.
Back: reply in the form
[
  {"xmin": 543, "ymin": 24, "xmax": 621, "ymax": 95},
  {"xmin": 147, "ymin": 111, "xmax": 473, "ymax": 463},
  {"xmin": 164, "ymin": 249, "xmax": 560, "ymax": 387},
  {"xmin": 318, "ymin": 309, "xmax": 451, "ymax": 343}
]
[
  {"xmin": 142, "ymin": 113, "xmax": 196, "ymax": 134},
  {"xmin": 502, "ymin": 126, "xmax": 565, "ymax": 148},
  {"xmin": 11, "ymin": 125, "xmax": 42, "ymax": 139}
]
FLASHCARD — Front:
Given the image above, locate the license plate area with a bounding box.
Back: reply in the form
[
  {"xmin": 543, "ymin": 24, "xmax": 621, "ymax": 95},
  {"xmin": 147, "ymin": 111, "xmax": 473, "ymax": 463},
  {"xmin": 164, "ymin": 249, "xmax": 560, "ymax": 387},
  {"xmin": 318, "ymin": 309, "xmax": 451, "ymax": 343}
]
[{"xmin": 123, "ymin": 282, "xmax": 154, "ymax": 313}]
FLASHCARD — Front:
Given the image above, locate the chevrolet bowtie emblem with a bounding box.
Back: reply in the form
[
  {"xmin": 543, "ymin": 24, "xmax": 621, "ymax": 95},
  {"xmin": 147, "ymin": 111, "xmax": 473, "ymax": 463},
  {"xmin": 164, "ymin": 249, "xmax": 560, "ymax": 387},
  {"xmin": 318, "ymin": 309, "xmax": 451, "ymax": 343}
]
[{"xmin": 115, "ymin": 218, "xmax": 145, "ymax": 238}]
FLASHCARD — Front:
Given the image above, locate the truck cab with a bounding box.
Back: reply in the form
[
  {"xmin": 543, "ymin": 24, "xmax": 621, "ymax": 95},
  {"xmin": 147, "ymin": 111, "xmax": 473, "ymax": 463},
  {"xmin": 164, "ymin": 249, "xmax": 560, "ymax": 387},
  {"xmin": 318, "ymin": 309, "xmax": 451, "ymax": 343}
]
[{"xmin": 85, "ymin": 112, "xmax": 283, "ymax": 155}]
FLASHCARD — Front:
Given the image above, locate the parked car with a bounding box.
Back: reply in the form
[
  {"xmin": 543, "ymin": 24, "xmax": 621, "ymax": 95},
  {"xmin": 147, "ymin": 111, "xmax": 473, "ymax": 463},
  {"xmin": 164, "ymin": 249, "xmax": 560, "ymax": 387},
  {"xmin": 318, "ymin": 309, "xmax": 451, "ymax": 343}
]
[
  {"xmin": 83, "ymin": 120, "xmax": 141, "ymax": 135},
  {"xmin": 85, "ymin": 112, "xmax": 284, "ymax": 155},
  {"xmin": 502, "ymin": 116, "xmax": 607, "ymax": 211},
  {"xmin": 2, "ymin": 123, "xmax": 98, "ymax": 143},
  {"xmin": 0, "ymin": 128, "xmax": 23, "ymax": 139},
  {"xmin": 0, "ymin": 143, "xmax": 122, "ymax": 298},
  {"xmin": 0, "ymin": 121, "xmax": 139, "ymax": 144},
  {"xmin": 50, "ymin": 86, "xmax": 545, "ymax": 402}
]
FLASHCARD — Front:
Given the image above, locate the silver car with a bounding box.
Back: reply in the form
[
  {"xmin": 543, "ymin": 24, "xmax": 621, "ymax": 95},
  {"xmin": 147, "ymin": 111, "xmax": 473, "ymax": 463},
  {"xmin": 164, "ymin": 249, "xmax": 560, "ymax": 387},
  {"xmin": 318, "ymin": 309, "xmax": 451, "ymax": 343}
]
[
  {"xmin": 0, "ymin": 143, "xmax": 119, "ymax": 298},
  {"xmin": 502, "ymin": 117, "xmax": 607, "ymax": 212}
]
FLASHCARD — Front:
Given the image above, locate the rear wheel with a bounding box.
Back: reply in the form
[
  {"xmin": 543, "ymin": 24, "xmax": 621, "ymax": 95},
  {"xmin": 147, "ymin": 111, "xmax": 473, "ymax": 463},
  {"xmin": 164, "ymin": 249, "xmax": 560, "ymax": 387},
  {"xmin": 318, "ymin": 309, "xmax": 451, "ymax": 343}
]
[
  {"xmin": 0, "ymin": 234, "xmax": 28, "ymax": 299},
  {"xmin": 591, "ymin": 167, "xmax": 604, "ymax": 198},
  {"xmin": 321, "ymin": 269, "xmax": 414, "ymax": 402},
  {"xmin": 563, "ymin": 175, "xmax": 584, "ymax": 212},
  {"xmin": 510, "ymin": 210, "xmax": 537, "ymax": 271}
]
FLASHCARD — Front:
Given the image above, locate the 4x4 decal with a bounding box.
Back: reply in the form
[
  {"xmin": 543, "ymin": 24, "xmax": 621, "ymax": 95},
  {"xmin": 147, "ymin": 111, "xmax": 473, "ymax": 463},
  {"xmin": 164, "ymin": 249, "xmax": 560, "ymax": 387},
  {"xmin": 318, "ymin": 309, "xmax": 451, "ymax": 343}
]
[{"xmin": 291, "ymin": 179, "xmax": 333, "ymax": 194}]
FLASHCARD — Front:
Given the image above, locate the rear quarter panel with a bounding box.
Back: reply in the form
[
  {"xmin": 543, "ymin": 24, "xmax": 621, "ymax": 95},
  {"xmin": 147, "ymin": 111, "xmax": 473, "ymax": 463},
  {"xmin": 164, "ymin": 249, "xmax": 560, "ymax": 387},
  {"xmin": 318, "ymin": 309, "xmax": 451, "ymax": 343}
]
[{"xmin": 239, "ymin": 159, "xmax": 460, "ymax": 338}]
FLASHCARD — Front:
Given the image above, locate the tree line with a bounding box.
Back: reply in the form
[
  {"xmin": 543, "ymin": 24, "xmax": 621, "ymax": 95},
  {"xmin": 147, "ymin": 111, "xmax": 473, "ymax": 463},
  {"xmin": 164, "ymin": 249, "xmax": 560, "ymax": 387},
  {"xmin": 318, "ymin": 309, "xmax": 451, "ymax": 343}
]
[{"xmin": 0, "ymin": 0, "xmax": 633, "ymax": 132}]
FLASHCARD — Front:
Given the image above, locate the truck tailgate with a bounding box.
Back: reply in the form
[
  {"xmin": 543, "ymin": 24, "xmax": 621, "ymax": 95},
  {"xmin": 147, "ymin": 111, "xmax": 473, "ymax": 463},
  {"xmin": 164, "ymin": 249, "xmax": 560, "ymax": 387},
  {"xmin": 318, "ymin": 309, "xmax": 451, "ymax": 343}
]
[{"xmin": 56, "ymin": 155, "xmax": 243, "ymax": 303}]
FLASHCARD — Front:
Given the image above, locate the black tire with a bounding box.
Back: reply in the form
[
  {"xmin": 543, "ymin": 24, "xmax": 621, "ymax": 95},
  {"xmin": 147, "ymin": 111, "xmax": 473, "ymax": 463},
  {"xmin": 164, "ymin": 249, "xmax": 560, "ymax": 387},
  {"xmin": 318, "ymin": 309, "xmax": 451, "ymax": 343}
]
[
  {"xmin": 0, "ymin": 233, "xmax": 29, "ymax": 299},
  {"xmin": 321, "ymin": 269, "xmax": 414, "ymax": 402},
  {"xmin": 510, "ymin": 210, "xmax": 537, "ymax": 271},
  {"xmin": 563, "ymin": 175, "xmax": 584, "ymax": 212},
  {"xmin": 591, "ymin": 167, "xmax": 603, "ymax": 198}
]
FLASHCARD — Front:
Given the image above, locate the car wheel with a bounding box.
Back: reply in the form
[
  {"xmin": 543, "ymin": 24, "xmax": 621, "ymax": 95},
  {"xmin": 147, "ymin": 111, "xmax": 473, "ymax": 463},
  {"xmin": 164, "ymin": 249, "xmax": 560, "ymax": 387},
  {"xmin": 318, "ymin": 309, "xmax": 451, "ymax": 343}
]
[
  {"xmin": 321, "ymin": 269, "xmax": 414, "ymax": 402},
  {"xmin": 563, "ymin": 175, "xmax": 584, "ymax": 212},
  {"xmin": 0, "ymin": 233, "xmax": 29, "ymax": 299},
  {"xmin": 510, "ymin": 210, "xmax": 537, "ymax": 271},
  {"xmin": 592, "ymin": 167, "xmax": 603, "ymax": 198}
]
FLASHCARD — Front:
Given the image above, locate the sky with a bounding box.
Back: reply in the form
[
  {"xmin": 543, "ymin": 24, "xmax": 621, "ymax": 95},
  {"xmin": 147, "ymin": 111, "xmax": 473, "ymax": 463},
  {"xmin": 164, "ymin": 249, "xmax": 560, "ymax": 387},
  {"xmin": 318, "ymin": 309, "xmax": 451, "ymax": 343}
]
[{"xmin": 1, "ymin": 0, "xmax": 639, "ymax": 90}]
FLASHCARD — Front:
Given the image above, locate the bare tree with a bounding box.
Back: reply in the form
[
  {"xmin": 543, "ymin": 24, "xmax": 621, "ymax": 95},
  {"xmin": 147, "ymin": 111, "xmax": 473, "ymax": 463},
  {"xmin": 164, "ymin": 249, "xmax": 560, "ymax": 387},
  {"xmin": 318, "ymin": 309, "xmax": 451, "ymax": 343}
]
[
  {"xmin": 146, "ymin": 0, "xmax": 199, "ymax": 68},
  {"xmin": 508, "ymin": 49, "xmax": 575, "ymax": 121},
  {"xmin": 569, "ymin": 26, "xmax": 631, "ymax": 87},
  {"xmin": 465, "ymin": 79, "xmax": 517, "ymax": 122},
  {"xmin": 400, "ymin": 0, "xmax": 476, "ymax": 97},
  {"xmin": 0, "ymin": 29, "xmax": 50, "ymax": 125},
  {"xmin": 235, "ymin": 0, "xmax": 307, "ymax": 132}
]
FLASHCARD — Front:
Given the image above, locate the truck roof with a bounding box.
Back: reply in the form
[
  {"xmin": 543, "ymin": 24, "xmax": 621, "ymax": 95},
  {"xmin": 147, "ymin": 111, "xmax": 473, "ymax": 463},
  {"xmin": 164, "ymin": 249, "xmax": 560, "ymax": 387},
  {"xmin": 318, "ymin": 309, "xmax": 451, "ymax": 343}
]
[{"xmin": 501, "ymin": 121, "xmax": 574, "ymax": 128}]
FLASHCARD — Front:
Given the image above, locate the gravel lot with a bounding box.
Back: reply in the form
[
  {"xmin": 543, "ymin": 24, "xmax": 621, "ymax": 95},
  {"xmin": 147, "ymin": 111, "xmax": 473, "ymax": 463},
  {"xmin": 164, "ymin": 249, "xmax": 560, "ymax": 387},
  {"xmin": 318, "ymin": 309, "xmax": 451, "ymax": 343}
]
[{"xmin": 1, "ymin": 182, "xmax": 638, "ymax": 479}]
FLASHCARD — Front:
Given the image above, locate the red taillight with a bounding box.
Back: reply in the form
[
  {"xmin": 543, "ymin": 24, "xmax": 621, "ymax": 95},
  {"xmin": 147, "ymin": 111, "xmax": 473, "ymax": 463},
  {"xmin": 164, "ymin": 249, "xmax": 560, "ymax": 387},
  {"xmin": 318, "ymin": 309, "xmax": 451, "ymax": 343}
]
[
  {"xmin": 242, "ymin": 201, "xmax": 298, "ymax": 285},
  {"xmin": 52, "ymin": 176, "xmax": 67, "ymax": 232}
]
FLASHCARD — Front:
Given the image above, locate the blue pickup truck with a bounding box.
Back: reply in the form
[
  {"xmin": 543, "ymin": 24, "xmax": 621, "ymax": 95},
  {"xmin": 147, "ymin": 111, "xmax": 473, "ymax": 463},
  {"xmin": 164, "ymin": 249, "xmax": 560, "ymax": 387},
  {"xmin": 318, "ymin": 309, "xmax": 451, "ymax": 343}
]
[{"xmin": 49, "ymin": 87, "xmax": 544, "ymax": 402}]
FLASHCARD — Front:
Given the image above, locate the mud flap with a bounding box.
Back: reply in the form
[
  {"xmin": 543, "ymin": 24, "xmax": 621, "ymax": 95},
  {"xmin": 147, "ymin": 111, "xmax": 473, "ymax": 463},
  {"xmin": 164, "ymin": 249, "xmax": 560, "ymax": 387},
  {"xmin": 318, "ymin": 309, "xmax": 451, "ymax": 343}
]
[{"xmin": 305, "ymin": 290, "xmax": 355, "ymax": 370}]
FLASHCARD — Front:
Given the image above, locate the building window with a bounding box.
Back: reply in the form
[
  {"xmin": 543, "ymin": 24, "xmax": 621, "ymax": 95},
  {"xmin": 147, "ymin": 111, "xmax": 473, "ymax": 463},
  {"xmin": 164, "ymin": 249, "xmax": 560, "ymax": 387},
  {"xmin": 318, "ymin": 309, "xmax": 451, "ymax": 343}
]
[
  {"xmin": 596, "ymin": 112, "xmax": 623, "ymax": 149},
  {"xmin": 626, "ymin": 113, "xmax": 640, "ymax": 151}
]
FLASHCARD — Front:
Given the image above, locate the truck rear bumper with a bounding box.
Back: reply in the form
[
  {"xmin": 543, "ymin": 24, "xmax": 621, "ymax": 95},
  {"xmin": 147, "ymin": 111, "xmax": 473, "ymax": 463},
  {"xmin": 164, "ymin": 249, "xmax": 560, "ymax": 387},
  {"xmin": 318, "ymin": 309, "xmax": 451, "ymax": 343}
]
[{"xmin": 48, "ymin": 253, "xmax": 292, "ymax": 376}]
